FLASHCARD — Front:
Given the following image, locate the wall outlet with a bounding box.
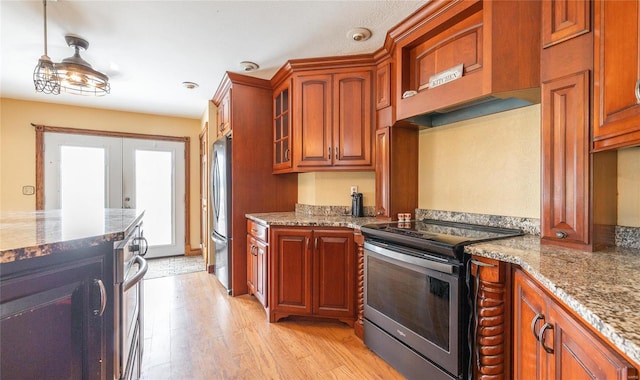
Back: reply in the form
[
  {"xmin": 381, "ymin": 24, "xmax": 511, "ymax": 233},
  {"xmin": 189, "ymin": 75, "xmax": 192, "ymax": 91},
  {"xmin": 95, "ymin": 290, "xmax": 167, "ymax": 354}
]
[{"xmin": 350, "ymin": 185, "xmax": 358, "ymax": 195}]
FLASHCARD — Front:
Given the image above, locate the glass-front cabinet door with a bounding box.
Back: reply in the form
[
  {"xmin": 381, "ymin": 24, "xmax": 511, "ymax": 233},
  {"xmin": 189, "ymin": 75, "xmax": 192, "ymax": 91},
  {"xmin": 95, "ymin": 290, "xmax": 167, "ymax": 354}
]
[{"xmin": 273, "ymin": 80, "xmax": 292, "ymax": 173}]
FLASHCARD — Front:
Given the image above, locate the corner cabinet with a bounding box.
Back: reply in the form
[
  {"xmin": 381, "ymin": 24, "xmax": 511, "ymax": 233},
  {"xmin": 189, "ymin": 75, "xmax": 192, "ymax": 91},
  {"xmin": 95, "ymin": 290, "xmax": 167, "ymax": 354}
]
[
  {"xmin": 513, "ymin": 269, "xmax": 637, "ymax": 380},
  {"xmin": 593, "ymin": 0, "xmax": 640, "ymax": 151},
  {"xmin": 1, "ymin": 244, "xmax": 113, "ymax": 379},
  {"xmin": 269, "ymin": 227, "xmax": 355, "ymax": 326},
  {"xmin": 273, "ymin": 68, "xmax": 373, "ymax": 173}
]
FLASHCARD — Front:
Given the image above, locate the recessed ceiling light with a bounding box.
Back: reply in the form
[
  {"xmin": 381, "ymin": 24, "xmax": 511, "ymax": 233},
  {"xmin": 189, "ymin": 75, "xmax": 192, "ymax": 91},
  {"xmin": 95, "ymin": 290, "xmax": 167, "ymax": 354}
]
[
  {"xmin": 347, "ymin": 27, "xmax": 372, "ymax": 42},
  {"xmin": 182, "ymin": 81, "xmax": 199, "ymax": 90},
  {"xmin": 240, "ymin": 61, "xmax": 259, "ymax": 72}
]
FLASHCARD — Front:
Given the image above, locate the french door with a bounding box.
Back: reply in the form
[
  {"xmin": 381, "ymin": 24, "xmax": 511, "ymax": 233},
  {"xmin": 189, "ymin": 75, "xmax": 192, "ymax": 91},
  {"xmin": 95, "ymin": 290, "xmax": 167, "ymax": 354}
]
[{"xmin": 43, "ymin": 133, "xmax": 185, "ymax": 258}]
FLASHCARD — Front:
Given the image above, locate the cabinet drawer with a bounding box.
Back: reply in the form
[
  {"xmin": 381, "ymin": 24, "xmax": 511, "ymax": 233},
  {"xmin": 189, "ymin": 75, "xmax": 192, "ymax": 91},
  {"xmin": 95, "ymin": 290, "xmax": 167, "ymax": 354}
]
[{"xmin": 247, "ymin": 219, "xmax": 268, "ymax": 242}]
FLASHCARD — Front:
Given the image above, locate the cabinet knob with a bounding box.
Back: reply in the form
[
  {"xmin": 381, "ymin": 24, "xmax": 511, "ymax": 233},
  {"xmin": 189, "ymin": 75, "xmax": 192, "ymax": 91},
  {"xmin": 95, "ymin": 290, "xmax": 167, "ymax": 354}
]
[
  {"xmin": 635, "ymin": 79, "xmax": 640, "ymax": 103},
  {"xmin": 376, "ymin": 210, "xmax": 383, "ymax": 216},
  {"xmin": 555, "ymin": 231, "xmax": 567, "ymax": 239}
]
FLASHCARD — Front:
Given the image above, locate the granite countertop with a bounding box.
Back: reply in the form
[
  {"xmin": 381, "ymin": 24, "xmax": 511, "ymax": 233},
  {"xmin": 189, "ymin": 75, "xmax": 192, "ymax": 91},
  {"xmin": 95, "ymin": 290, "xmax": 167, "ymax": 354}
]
[
  {"xmin": 1, "ymin": 209, "xmax": 144, "ymax": 264},
  {"xmin": 466, "ymin": 235, "xmax": 640, "ymax": 367},
  {"xmin": 246, "ymin": 211, "xmax": 378, "ymax": 229}
]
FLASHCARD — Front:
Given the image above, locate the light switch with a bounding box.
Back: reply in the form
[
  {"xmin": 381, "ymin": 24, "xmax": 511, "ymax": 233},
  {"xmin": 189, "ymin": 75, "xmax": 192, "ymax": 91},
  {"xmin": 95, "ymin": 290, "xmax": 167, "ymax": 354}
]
[{"xmin": 22, "ymin": 185, "xmax": 35, "ymax": 195}]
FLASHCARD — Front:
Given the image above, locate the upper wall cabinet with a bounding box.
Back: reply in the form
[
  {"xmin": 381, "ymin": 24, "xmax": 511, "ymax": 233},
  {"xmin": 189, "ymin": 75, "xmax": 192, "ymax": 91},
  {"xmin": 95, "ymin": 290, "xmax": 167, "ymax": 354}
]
[
  {"xmin": 392, "ymin": 0, "xmax": 541, "ymax": 123},
  {"xmin": 215, "ymin": 86, "xmax": 231, "ymax": 138},
  {"xmin": 593, "ymin": 0, "xmax": 640, "ymax": 151},
  {"xmin": 273, "ymin": 79, "xmax": 293, "ymax": 173},
  {"xmin": 271, "ymin": 63, "xmax": 375, "ymax": 173}
]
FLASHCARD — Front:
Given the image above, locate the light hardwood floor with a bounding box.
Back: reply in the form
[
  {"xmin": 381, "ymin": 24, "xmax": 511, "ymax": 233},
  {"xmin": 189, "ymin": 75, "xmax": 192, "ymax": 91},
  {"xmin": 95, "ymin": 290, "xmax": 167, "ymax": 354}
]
[{"xmin": 141, "ymin": 271, "xmax": 405, "ymax": 379}]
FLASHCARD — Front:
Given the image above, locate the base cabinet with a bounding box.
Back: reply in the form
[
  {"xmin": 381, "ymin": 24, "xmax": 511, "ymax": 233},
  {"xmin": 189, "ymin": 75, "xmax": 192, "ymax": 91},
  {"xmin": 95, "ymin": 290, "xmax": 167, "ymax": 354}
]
[
  {"xmin": 269, "ymin": 227, "xmax": 355, "ymax": 325},
  {"xmin": 247, "ymin": 219, "xmax": 268, "ymax": 308},
  {"xmin": 1, "ymin": 246, "xmax": 112, "ymax": 380},
  {"xmin": 513, "ymin": 269, "xmax": 637, "ymax": 380}
]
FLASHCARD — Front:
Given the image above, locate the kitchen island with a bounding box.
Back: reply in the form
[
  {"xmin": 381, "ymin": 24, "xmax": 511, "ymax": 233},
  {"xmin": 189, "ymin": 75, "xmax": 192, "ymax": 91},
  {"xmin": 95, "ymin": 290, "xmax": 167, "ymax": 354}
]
[{"xmin": 1, "ymin": 208, "xmax": 144, "ymax": 380}]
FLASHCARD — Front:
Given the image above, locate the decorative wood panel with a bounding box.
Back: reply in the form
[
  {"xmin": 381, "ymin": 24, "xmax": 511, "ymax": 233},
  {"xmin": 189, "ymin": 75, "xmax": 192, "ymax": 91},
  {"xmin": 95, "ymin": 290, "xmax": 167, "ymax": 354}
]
[
  {"xmin": 375, "ymin": 61, "xmax": 391, "ymax": 110},
  {"xmin": 541, "ymin": 71, "xmax": 590, "ymax": 246},
  {"xmin": 542, "ymin": 0, "xmax": 590, "ymax": 48},
  {"xmin": 473, "ymin": 257, "xmax": 510, "ymax": 380}
]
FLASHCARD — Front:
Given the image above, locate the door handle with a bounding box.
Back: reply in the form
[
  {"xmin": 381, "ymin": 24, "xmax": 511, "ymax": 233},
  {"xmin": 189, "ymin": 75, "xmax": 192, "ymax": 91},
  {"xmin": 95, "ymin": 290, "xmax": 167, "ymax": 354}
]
[
  {"xmin": 92, "ymin": 279, "xmax": 107, "ymax": 317},
  {"xmin": 531, "ymin": 313, "xmax": 544, "ymax": 339},
  {"xmin": 635, "ymin": 79, "xmax": 640, "ymax": 103},
  {"xmin": 538, "ymin": 323, "xmax": 554, "ymax": 354},
  {"xmin": 123, "ymin": 256, "xmax": 148, "ymax": 292}
]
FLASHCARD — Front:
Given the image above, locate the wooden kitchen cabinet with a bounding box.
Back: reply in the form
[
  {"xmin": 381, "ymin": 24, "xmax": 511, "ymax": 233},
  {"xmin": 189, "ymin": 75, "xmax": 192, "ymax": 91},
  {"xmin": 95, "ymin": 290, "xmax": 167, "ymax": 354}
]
[
  {"xmin": 513, "ymin": 269, "xmax": 637, "ymax": 380},
  {"xmin": 392, "ymin": 0, "xmax": 541, "ymax": 123},
  {"xmin": 269, "ymin": 227, "xmax": 355, "ymax": 325},
  {"xmin": 292, "ymin": 68, "xmax": 373, "ymax": 171},
  {"xmin": 247, "ymin": 219, "xmax": 268, "ymax": 308},
  {"xmin": 216, "ymin": 88, "xmax": 231, "ymax": 137},
  {"xmin": 273, "ymin": 80, "xmax": 293, "ymax": 173},
  {"xmin": 1, "ymin": 244, "xmax": 113, "ymax": 380},
  {"xmin": 540, "ymin": 0, "xmax": 617, "ymax": 251},
  {"xmin": 374, "ymin": 125, "xmax": 418, "ymax": 219},
  {"xmin": 212, "ymin": 72, "xmax": 298, "ymax": 296},
  {"xmin": 375, "ymin": 60, "xmax": 392, "ymax": 110},
  {"xmin": 593, "ymin": 0, "xmax": 640, "ymax": 151}
]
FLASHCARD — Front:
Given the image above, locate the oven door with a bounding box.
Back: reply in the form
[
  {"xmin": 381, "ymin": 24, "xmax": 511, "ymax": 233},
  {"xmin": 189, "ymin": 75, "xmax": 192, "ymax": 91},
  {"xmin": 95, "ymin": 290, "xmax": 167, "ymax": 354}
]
[
  {"xmin": 115, "ymin": 228, "xmax": 148, "ymax": 380},
  {"xmin": 121, "ymin": 255, "xmax": 147, "ymax": 380},
  {"xmin": 364, "ymin": 240, "xmax": 465, "ymax": 378}
]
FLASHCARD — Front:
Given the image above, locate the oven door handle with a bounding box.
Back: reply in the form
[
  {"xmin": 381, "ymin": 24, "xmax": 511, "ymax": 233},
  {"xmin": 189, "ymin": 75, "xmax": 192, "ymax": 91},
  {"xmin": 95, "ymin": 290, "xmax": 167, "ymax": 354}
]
[
  {"xmin": 123, "ymin": 255, "xmax": 148, "ymax": 292},
  {"xmin": 364, "ymin": 241, "xmax": 456, "ymax": 274}
]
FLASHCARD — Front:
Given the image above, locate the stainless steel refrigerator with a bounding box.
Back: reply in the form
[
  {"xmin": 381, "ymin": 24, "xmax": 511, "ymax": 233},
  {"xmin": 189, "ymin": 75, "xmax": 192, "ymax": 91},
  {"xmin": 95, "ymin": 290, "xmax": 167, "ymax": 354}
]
[{"xmin": 211, "ymin": 135, "xmax": 232, "ymax": 294}]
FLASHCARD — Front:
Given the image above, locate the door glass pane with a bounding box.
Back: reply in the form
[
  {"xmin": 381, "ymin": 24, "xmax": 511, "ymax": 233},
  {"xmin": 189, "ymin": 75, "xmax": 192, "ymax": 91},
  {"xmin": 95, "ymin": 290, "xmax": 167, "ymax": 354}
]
[
  {"xmin": 60, "ymin": 146, "xmax": 105, "ymax": 211},
  {"xmin": 135, "ymin": 150, "xmax": 173, "ymax": 246}
]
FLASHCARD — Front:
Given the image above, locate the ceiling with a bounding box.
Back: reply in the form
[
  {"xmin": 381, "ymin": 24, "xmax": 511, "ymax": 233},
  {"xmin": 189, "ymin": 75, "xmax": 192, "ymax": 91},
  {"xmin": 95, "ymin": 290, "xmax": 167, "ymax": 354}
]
[{"xmin": 1, "ymin": 0, "xmax": 427, "ymax": 120}]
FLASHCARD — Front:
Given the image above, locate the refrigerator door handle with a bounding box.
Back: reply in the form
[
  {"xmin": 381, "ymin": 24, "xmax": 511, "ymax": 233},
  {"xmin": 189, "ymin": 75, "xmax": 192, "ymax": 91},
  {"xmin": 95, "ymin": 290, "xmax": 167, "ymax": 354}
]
[{"xmin": 212, "ymin": 231, "xmax": 230, "ymax": 245}]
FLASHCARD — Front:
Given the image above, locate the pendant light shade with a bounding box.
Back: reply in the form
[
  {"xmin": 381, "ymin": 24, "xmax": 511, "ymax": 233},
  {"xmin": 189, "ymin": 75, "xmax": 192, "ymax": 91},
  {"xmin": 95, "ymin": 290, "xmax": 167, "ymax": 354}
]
[
  {"xmin": 55, "ymin": 35, "xmax": 110, "ymax": 96},
  {"xmin": 33, "ymin": 0, "xmax": 60, "ymax": 94}
]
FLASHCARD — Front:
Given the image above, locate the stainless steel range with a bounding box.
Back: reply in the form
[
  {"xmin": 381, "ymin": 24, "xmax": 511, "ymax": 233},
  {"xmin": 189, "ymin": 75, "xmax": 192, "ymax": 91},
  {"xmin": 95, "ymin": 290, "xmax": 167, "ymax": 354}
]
[{"xmin": 360, "ymin": 219, "xmax": 522, "ymax": 380}]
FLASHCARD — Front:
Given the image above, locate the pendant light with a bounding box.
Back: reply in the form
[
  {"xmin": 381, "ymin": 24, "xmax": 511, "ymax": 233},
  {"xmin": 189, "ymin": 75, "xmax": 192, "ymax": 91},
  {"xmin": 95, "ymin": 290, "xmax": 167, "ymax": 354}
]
[
  {"xmin": 55, "ymin": 34, "xmax": 110, "ymax": 96},
  {"xmin": 33, "ymin": 0, "xmax": 60, "ymax": 95}
]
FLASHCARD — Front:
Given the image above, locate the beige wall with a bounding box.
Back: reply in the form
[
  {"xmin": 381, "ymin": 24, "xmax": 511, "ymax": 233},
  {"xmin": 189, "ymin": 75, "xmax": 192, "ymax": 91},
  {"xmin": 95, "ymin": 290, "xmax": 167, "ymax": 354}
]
[
  {"xmin": 418, "ymin": 105, "xmax": 541, "ymax": 218},
  {"xmin": 298, "ymin": 171, "xmax": 375, "ymax": 207},
  {"xmin": 0, "ymin": 98, "xmax": 203, "ymax": 249},
  {"xmin": 618, "ymin": 147, "xmax": 640, "ymax": 227}
]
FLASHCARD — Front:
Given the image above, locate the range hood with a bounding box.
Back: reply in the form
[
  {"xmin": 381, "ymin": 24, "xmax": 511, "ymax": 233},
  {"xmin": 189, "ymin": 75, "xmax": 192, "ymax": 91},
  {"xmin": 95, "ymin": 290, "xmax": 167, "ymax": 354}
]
[{"xmin": 399, "ymin": 89, "xmax": 540, "ymax": 129}]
